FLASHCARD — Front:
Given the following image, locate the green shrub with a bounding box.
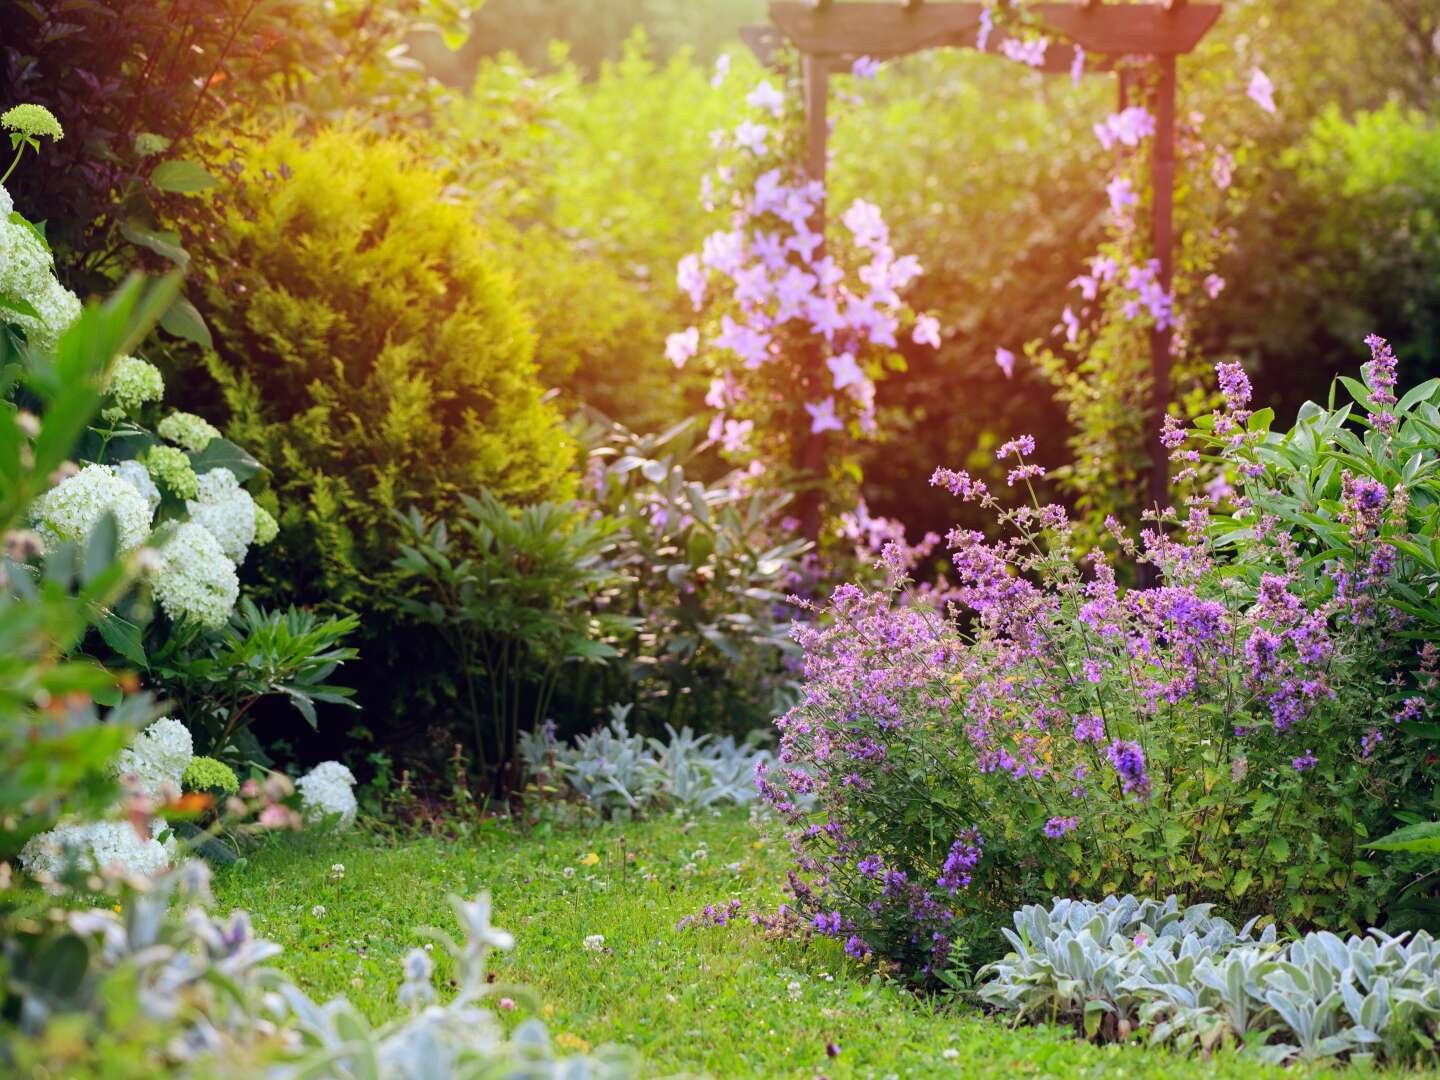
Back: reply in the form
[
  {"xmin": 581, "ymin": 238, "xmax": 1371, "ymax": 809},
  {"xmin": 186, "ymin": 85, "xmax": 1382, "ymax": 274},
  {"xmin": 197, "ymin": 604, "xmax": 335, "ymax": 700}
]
[{"xmin": 186, "ymin": 127, "xmax": 575, "ymax": 727}]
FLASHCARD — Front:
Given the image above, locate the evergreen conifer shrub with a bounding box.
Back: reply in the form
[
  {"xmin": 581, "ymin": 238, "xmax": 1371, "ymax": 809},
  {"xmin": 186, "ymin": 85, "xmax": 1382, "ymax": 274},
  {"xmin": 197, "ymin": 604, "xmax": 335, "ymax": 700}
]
[
  {"xmin": 189, "ymin": 126, "xmax": 574, "ymax": 733},
  {"xmin": 193, "ymin": 126, "xmax": 574, "ymax": 601}
]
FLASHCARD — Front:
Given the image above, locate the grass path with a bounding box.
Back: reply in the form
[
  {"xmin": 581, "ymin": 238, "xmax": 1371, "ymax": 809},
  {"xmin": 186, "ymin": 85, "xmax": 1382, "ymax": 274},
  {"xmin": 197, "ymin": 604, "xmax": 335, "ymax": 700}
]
[{"xmin": 214, "ymin": 810, "xmax": 1379, "ymax": 1079}]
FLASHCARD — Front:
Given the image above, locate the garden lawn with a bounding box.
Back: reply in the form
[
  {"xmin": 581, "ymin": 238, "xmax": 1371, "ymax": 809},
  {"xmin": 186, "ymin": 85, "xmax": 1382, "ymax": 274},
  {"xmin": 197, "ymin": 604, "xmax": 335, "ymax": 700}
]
[{"xmin": 214, "ymin": 810, "xmax": 1395, "ymax": 1079}]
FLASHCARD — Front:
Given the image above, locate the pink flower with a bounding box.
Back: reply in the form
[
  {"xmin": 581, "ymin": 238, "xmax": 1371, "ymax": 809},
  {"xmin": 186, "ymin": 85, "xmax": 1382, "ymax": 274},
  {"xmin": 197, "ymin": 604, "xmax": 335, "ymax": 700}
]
[
  {"xmin": 1204, "ymin": 274, "xmax": 1226, "ymax": 300},
  {"xmin": 720, "ymin": 418, "xmax": 754, "ymax": 454},
  {"xmin": 913, "ymin": 314, "xmax": 941, "ymax": 348},
  {"xmin": 851, "ymin": 56, "xmax": 880, "ymax": 80},
  {"xmin": 1107, "ymin": 176, "xmax": 1137, "ymax": 216},
  {"xmin": 1248, "ymin": 69, "xmax": 1276, "ymax": 115},
  {"xmin": 827, "ymin": 352, "xmax": 865, "ymax": 390},
  {"xmin": 1060, "ymin": 305, "xmax": 1080, "ymax": 345},
  {"xmin": 994, "ymin": 347, "xmax": 1015, "ymax": 379},
  {"xmin": 734, "ymin": 119, "xmax": 769, "ymax": 156},
  {"xmin": 746, "ymin": 80, "xmax": 785, "ymax": 118},
  {"xmin": 1000, "ymin": 37, "xmax": 1048, "ymax": 69},
  {"xmin": 806, "ymin": 397, "xmax": 844, "ymax": 434},
  {"xmin": 842, "ymin": 199, "xmax": 888, "ymax": 250},
  {"xmin": 498, "ymin": 997, "xmax": 515, "ymax": 1011},
  {"xmin": 1094, "ymin": 107, "xmax": 1155, "ymax": 151},
  {"xmin": 1212, "ymin": 147, "xmax": 1234, "ymax": 190},
  {"xmin": 711, "ymin": 54, "xmax": 730, "ymax": 89},
  {"xmin": 676, "ymin": 254, "xmax": 706, "ymax": 310},
  {"xmin": 665, "ymin": 327, "xmax": 699, "ymax": 369},
  {"xmin": 1071, "ymin": 44, "xmax": 1085, "ymax": 86},
  {"xmin": 977, "ymin": 7, "xmax": 994, "ymax": 51}
]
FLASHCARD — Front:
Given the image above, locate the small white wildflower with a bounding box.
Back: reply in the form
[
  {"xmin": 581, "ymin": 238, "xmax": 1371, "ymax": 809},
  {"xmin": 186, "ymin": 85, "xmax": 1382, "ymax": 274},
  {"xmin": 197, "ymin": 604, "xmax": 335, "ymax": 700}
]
[
  {"xmin": 680, "ymin": 862, "xmax": 697, "ymax": 876},
  {"xmin": 582, "ymin": 934, "xmax": 606, "ymax": 952},
  {"xmin": 942, "ymin": 1048, "xmax": 960, "ymax": 1061},
  {"xmin": 311, "ymin": 904, "xmax": 326, "ymax": 918},
  {"xmin": 329, "ymin": 863, "xmax": 345, "ymax": 881},
  {"xmin": 562, "ymin": 866, "xmax": 576, "ymax": 879},
  {"xmin": 691, "ymin": 849, "xmax": 708, "ymax": 861},
  {"xmin": 787, "ymin": 980, "xmax": 802, "ymax": 1001}
]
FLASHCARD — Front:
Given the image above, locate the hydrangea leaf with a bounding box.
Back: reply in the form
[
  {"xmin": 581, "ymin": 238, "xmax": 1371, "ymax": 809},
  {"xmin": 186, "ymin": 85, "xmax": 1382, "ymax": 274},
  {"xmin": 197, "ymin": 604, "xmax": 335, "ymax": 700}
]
[{"xmin": 187, "ymin": 437, "xmax": 263, "ymax": 483}]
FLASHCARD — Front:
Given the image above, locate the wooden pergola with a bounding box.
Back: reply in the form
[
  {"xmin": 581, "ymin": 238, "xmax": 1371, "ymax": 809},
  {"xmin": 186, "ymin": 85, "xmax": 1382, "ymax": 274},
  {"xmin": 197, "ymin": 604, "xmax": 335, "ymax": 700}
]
[{"xmin": 752, "ymin": 1, "xmax": 1222, "ymax": 532}]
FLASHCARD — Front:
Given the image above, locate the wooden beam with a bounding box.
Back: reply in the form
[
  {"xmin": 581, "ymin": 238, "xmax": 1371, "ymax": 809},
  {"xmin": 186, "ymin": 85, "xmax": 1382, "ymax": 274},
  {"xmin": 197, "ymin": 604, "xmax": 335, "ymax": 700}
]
[
  {"xmin": 1147, "ymin": 54, "xmax": 1178, "ymax": 519},
  {"xmin": 769, "ymin": 3, "xmax": 1221, "ymax": 57}
]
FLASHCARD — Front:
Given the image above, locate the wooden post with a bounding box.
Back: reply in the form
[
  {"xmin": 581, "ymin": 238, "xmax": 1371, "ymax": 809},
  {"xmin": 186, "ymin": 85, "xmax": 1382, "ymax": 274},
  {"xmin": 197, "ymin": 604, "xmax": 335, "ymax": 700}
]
[
  {"xmin": 1147, "ymin": 54, "xmax": 1177, "ymax": 520},
  {"xmin": 796, "ymin": 53, "xmax": 830, "ymax": 541}
]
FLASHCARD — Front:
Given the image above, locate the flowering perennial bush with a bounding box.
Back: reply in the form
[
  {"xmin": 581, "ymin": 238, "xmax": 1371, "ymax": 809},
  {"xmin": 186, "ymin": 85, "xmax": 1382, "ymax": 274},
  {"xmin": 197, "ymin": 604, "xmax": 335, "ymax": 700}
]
[
  {"xmin": 673, "ymin": 65, "xmax": 937, "ymax": 517},
  {"xmin": 760, "ymin": 348, "xmax": 1430, "ymax": 981}
]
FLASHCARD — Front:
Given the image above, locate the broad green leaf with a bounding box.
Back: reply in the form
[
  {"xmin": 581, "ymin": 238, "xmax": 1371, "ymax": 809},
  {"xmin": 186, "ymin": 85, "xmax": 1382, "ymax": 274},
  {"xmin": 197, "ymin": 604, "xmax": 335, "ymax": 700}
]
[{"xmin": 150, "ymin": 159, "xmax": 219, "ymax": 194}]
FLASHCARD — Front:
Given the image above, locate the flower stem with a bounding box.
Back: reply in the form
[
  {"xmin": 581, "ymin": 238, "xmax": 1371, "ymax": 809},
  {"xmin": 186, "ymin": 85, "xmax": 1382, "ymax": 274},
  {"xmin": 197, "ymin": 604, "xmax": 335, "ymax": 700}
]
[{"xmin": 0, "ymin": 143, "xmax": 26, "ymax": 189}]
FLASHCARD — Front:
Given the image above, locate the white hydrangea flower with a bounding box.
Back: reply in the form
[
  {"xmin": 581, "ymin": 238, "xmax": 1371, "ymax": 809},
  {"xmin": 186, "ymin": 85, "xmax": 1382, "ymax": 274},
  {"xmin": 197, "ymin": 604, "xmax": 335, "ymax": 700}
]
[
  {"xmin": 104, "ymin": 354, "xmax": 165, "ymax": 415},
  {"xmin": 152, "ymin": 521, "xmax": 239, "ymax": 629},
  {"xmin": 0, "ymin": 213, "xmax": 53, "ymax": 303},
  {"xmin": 157, "ymin": 411, "xmax": 221, "ymax": 452},
  {"xmin": 296, "ymin": 761, "xmax": 358, "ymax": 830},
  {"xmin": 113, "ymin": 717, "xmax": 193, "ymax": 801},
  {"xmin": 11, "ymin": 274, "xmax": 81, "ymax": 352},
  {"xmin": 0, "ymin": 183, "xmax": 12, "ymax": 217},
  {"xmin": 186, "ymin": 467, "xmax": 256, "ymax": 564},
  {"xmin": 113, "ymin": 459, "xmax": 162, "ymax": 513},
  {"xmin": 19, "ymin": 821, "xmax": 171, "ymax": 880},
  {"xmin": 30, "ymin": 462, "xmax": 153, "ymax": 553}
]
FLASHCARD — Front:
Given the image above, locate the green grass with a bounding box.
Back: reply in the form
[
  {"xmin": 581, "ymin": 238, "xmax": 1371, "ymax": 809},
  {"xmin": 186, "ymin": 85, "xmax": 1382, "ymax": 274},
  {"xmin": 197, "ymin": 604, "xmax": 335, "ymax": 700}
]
[{"xmin": 213, "ymin": 810, "xmax": 1397, "ymax": 1079}]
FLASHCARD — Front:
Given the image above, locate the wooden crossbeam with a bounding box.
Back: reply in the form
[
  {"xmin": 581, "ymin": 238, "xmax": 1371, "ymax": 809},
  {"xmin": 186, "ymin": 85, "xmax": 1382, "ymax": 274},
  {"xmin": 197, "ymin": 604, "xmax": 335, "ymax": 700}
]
[{"xmin": 770, "ymin": 2, "xmax": 1220, "ymax": 58}]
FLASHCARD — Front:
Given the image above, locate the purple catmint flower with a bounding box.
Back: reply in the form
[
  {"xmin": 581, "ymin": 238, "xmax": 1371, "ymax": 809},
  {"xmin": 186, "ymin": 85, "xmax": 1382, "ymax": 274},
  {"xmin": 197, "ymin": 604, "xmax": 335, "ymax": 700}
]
[
  {"xmin": 1291, "ymin": 750, "xmax": 1318, "ymax": 773},
  {"xmin": 812, "ymin": 911, "xmax": 843, "ymax": 935},
  {"xmin": 1043, "ymin": 816, "xmax": 1078, "ymax": 838},
  {"xmin": 856, "ymin": 855, "xmax": 884, "ymax": 879},
  {"xmin": 1363, "ymin": 334, "xmax": 1399, "ymax": 434},
  {"xmin": 1362, "ymin": 729, "xmax": 1385, "ymax": 759},
  {"xmin": 844, "ymin": 935, "xmax": 870, "ymax": 959},
  {"xmin": 1073, "ymin": 714, "xmax": 1105, "ymax": 743},
  {"xmin": 995, "ymin": 435, "xmax": 1036, "ymax": 460},
  {"xmin": 1106, "ymin": 740, "xmax": 1151, "ymax": 799},
  {"xmin": 936, "ymin": 831, "xmax": 983, "ymax": 893}
]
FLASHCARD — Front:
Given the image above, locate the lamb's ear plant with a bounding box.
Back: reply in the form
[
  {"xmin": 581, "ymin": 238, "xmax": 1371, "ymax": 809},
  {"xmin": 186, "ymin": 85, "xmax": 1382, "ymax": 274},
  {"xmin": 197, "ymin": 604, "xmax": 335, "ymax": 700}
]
[{"xmin": 979, "ymin": 894, "xmax": 1440, "ymax": 1066}]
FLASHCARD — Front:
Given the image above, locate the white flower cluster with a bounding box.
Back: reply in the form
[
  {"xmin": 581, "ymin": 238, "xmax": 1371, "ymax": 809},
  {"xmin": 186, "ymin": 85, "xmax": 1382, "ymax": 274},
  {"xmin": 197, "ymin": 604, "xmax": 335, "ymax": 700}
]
[
  {"xmin": 296, "ymin": 761, "xmax": 358, "ymax": 830},
  {"xmin": 30, "ymin": 462, "xmax": 153, "ymax": 553},
  {"xmin": 152, "ymin": 521, "xmax": 240, "ymax": 629},
  {"xmin": 0, "ymin": 185, "xmax": 83, "ymax": 351},
  {"xmin": 186, "ymin": 467, "xmax": 257, "ymax": 564},
  {"xmin": 18, "ymin": 820, "xmax": 170, "ymax": 880},
  {"xmin": 157, "ymin": 410, "xmax": 220, "ymax": 452},
  {"xmin": 113, "ymin": 458, "xmax": 161, "ymax": 513},
  {"xmin": 113, "ymin": 717, "xmax": 193, "ymax": 801},
  {"xmin": 19, "ymin": 719, "xmax": 197, "ymax": 882},
  {"xmin": 104, "ymin": 354, "xmax": 165, "ymax": 416}
]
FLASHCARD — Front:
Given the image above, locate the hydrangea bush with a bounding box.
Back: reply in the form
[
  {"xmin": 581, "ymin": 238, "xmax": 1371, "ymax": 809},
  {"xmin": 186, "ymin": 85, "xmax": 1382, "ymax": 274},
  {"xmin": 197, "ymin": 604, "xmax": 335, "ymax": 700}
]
[
  {"xmin": 3, "ymin": 168, "xmax": 275, "ymax": 634},
  {"xmin": 759, "ymin": 347, "xmax": 1431, "ymax": 981}
]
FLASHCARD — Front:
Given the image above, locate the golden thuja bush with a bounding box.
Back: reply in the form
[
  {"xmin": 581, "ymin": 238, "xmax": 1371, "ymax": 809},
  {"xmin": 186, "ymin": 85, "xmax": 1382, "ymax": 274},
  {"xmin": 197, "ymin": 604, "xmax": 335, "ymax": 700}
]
[{"xmin": 194, "ymin": 126, "xmax": 575, "ymax": 617}]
